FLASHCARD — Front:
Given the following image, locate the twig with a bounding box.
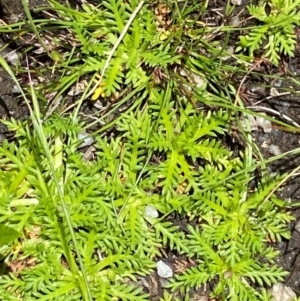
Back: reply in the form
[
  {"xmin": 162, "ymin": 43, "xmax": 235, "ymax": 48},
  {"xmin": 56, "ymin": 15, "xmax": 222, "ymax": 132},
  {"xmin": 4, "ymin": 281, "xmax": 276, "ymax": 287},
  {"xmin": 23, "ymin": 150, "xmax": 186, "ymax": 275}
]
[{"xmin": 247, "ymin": 105, "xmax": 300, "ymax": 128}]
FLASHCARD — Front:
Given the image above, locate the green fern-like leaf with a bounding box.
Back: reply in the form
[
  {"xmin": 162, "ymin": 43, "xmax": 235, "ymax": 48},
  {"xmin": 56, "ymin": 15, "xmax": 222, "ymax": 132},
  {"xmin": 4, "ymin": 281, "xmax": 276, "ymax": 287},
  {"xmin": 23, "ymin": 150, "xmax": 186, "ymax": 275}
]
[
  {"xmin": 241, "ymin": 262, "xmax": 288, "ymax": 287},
  {"xmin": 102, "ymin": 55, "xmax": 125, "ymax": 96},
  {"xmin": 142, "ymin": 44, "xmax": 181, "ymax": 67},
  {"xmin": 103, "ymin": 0, "xmax": 130, "ymax": 32},
  {"xmin": 158, "ymin": 150, "xmax": 182, "ymax": 198},
  {"xmin": 110, "ymin": 283, "xmax": 149, "ymax": 301},
  {"xmin": 152, "ymin": 220, "xmax": 189, "ymax": 253},
  {"xmin": 169, "ymin": 265, "xmax": 210, "ymax": 293}
]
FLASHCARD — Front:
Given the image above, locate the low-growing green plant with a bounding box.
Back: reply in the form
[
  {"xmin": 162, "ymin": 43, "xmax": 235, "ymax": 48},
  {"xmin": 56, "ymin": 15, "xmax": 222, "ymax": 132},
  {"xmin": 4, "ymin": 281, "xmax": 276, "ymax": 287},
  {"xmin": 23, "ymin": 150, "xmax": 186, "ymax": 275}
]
[
  {"xmin": 6, "ymin": 0, "xmax": 241, "ymax": 112},
  {"xmin": 168, "ymin": 158, "xmax": 292, "ymax": 301},
  {"xmin": 31, "ymin": 0, "xmax": 181, "ymax": 104},
  {"xmin": 237, "ymin": 0, "xmax": 300, "ymax": 65},
  {"xmin": 0, "ymin": 0, "xmax": 298, "ymax": 300},
  {"xmin": 0, "ymin": 82, "xmax": 294, "ymax": 300}
]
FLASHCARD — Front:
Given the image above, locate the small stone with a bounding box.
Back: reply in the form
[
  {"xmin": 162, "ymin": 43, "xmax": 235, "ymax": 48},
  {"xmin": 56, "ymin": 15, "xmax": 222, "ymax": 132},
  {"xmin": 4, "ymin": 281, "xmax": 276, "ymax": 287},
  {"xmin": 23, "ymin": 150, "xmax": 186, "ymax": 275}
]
[
  {"xmin": 295, "ymin": 220, "xmax": 300, "ymax": 232},
  {"xmin": 230, "ymin": 16, "xmax": 240, "ymax": 26},
  {"xmin": 157, "ymin": 260, "xmax": 173, "ymax": 278},
  {"xmin": 11, "ymin": 84, "xmax": 21, "ymax": 94},
  {"xmin": 249, "ymin": 86, "xmax": 266, "ymax": 95},
  {"xmin": 274, "ymin": 79, "xmax": 283, "ymax": 88},
  {"xmin": 261, "ymin": 139, "xmax": 270, "ymax": 148},
  {"xmin": 248, "ymin": 114, "xmax": 258, "ymax": 131},
  {"xmin": 268, "ymin": 144, "xmax": 281, "ymax": 156},
  {"xmin": 77, "ymin": 132, "xmax": 94, "ymax": 148},
  {"xmin": 179, "ymin": 69, "xmax": 188, "ymax": 77},
  {"xmin": 231, "ymin": 0, "xmax": 242, "ymax": 5},
  {"xmin": 5, "ymin": 51, "xmax": 19, "ymax": 66},
  {"xmin": 256, "ymin": 114, "xmax": 272, "ymax": 133},
  {"xmin": 190, "ymin": 72, "xmax": 205, "ymax": 88},
  {"xmin": 269, "ymin": 283, "xmax": 296, "ymax": 301},
  {"xmin": 178, "ymin": 69, "xmax": 205, "ymax": 89},
  {"xmin": 144, "ymin": 205, "xmax": 159, "ymax": 218}
]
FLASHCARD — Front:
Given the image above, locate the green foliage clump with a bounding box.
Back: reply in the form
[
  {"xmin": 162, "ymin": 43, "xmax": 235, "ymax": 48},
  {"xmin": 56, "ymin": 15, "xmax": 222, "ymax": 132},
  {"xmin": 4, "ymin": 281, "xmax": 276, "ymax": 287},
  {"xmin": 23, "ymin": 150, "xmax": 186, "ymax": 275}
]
[
  {"xmin": 0, "ymin": 88, "xmax": 293, "ymax": 300},
  {"xmin": 0, "ymin": 0, "xmax": 295, "ymax": 300},
  {"xmin": 44, "ymin": 0, "xmax": 181, "ymax": 101},
  {"xmin": 237, "ymin": 0, "xmax": 300, "ymax": 65},
  {"xmin": 168, "ymin": 160, "xmax": 292, "ymax": 301}
]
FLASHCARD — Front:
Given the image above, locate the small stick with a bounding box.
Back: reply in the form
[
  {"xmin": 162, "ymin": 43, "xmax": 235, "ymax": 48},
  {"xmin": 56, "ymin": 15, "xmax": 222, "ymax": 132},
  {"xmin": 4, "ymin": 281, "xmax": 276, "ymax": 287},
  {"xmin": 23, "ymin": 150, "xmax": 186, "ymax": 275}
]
[{"xmin": 247, "ymin": 105, "xmax": 300, "ymax": 128}]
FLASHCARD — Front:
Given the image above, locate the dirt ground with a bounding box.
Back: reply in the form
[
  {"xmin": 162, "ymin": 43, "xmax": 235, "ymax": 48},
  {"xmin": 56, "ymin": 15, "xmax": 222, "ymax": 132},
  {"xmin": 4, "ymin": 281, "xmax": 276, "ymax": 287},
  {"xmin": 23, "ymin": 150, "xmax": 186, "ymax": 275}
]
[{"xmin": 1, "ymin": 0, "xmax": 300, "ymax": 299}]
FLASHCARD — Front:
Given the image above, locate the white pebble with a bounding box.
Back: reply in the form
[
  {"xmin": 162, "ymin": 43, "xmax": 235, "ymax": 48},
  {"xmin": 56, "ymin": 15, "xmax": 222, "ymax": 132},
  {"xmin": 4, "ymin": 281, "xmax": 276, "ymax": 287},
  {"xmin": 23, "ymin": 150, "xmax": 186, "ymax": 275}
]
[
  {"xmin": 11, "ymin": 84, "xmax": 21, "ymax": 94},
  {"xmin": 179, "ymin": 69, "xmax": 188, "ymax": 77},
  {"xmin": 178, "ymin": 69, "xmax": 205, "ymax": 88},
  {"xmin": 256, "ymin": 114, "xmax": 272, "ymax": 133},
  {"xmin": 261, "ymin": 140, "xmax": 270, "ymax": 148},
  {"xmin": 144, "ymin": 205, "xmax": 159, "ymax": 218},
  {"xmin": 190, "ymin": 72, "xmax": 205, "ymax": 88},
  {"xmin": 240, "ymin": 114, "xmax": 258, "ymax": 131},
  {"xmin": 231, "ymin": 0, "xmax": 242, "ymax": 5},
  {"xmin": 268, "ymin": 145, "xmax": 281, "ymax": 156},
  {"xmin": 157, "ymin": 260, "xmax": 173, "ymax": 278},
  {"xmin": 77, "ymin": 132, "xmax": 94, "ymax": 148},
  {"xmin": 269, "ymin": 283, "xmax": 296, "ymax": 301},
  {"xmin": 274, "ymin": 79, "xmax": 283, "ymax": 87},
  {"xmin": 230, "ymin": 16, "xmax": 240, "ymax": 26},
  {"xmin": 6, "ymin": 51, "xmax": 20, "ymax": 66}
]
